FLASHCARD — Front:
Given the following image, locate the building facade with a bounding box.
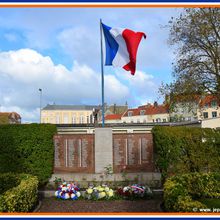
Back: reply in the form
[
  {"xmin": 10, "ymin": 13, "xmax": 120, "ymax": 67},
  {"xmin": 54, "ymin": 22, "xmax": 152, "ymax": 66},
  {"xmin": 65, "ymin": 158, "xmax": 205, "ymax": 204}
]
[
  {"xmin": 169, "ymin": 102, "xmax": 198, "ymax": 122},
  {"xmin": 41, "ymin": 104, "xmax": 99, "ymax": 124},
  {"xmin": 121, "ymin": 102, "xmax": 169, "ymax": 123},
  {"xmin": 198, "ymin": 95, "xmax": 220, "ymax": 120}
]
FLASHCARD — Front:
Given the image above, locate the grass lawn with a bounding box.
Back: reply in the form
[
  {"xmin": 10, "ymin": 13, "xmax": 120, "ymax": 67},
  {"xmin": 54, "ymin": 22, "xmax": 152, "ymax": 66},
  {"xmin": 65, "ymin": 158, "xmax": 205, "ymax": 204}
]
[{"xmin": 199, "ymin": 198, "xmax": 220, "ymax": 208}]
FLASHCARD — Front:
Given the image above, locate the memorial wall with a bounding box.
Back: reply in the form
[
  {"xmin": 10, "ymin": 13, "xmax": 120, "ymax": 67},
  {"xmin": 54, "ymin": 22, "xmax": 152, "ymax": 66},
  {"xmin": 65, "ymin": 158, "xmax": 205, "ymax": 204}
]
[
  {"xmin": 53, "ymin": 132, "xmax": 155, "ymax": 173},
  {"xmin": 113, "ymin": 133, "xmax": 154, "ymax": 173},
  {"xmin": 53, "ymin": 134, "xmax": 94, "ymax": 173}
]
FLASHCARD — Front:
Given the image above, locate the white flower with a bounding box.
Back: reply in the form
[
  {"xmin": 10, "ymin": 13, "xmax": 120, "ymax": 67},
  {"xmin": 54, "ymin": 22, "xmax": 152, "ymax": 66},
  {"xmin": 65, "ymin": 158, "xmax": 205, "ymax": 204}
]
[
  {"xmin": 76, "ymin": 191, "xmax": 81, "ymax": 197},
  {"xmin": 71, "ymin": 193, "xmax": 76, "ymax": 199},
  {"xmin": 64, "ymin": 193, "xmax": 70, "ymax": 199}
]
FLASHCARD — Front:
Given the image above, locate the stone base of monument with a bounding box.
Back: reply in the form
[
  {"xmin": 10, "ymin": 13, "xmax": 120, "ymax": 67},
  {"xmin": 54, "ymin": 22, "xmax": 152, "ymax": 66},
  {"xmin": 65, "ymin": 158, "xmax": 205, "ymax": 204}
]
[{"xmin": 48, "ymin": 172, "xmax": 161, "ymax": 189}]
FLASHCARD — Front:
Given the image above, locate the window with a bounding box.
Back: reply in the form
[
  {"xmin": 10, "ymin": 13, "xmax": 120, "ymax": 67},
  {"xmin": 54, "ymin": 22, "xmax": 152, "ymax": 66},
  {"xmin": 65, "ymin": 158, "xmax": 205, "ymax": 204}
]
[
  {"xmin": 163, "ymin": 119, "xmax": 166, "ymax": 122},
  {"xmin": 143, "ymin": 119, "xmax": 146, "ymax": 123},
  {"xmin": 156, "ymin": 118, "xmax": 161, "ymax": 123},
  {"xmin": 72, "ymin": 115, "xmax": 76, "ymax": 124},
  {"xmin": 211, "ymin": 100, "xmax": 217, "ymax": 108},
  {"xmin": 212, "ymin": 111, "xmax": 217, "ymax": 118},
  {"xmin": 80, "ymin": 115, "xmax": 84, "ymax": 123},
  {"xmin": 140, "ymin": 110, "xmax": 145, "ymax": 115},
  {"xmin": 56, "ymin": 114, "xmax": 60, "ymax": 124},
  {"xmin": 128, "ymin": 111, "xmax": 133, "ymax": 117},
  {"xmin": 63, "ymin": 114, "xmax": 68, "ymax": 124},
  {"xmin": 137, "ymin": 119, "xmax": 140, "ymax": 123},
  {"xmin": 90, "ymin": 115, "xmax": 94, "ymax": 123},
  {"xmin": 203, "ymin": 112, "xmax": 208, "ymax": 119}
]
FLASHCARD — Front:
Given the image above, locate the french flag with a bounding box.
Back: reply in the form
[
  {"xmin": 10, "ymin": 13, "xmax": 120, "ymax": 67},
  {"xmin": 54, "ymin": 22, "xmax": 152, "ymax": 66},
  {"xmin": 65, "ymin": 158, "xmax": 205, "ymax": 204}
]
[{"xmin": 101, "ymin": 23, "xmax": 146, "ymax": 75}]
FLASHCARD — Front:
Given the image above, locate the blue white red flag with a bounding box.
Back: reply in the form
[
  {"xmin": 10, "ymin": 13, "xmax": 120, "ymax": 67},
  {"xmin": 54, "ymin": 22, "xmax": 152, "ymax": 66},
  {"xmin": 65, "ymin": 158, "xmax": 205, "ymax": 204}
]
[{"xmin": 101, "ymin": 22, "xmax": 146, "ymax": 75}]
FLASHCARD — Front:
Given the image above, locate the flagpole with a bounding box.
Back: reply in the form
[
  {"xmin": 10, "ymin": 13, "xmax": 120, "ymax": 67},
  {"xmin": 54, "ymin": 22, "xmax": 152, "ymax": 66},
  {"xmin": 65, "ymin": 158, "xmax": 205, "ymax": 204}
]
[{"xmin": 100, "ymin": 19, "xmax": 105, "ymax": 127}]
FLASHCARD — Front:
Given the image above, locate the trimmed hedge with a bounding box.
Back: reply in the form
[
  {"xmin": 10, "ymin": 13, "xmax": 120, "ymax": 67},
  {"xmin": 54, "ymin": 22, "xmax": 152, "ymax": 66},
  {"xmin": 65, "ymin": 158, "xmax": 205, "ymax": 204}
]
[
  {"xmin": 0, "ymin": 124, "xmax": 57, "ymax": 186},
  {"xmin": 152, "ymin": 126, "xmax": 220, "ymax": 182},
  {"xmin": 0, "ymin": 173, "xmax": 39, "ymax": 212},
  {"xmin": 0, "ymin": 173, "xmax": 20, "ymax": 195},
  {"xmin": 164, "ymin": 173, "xmax": 220, "ymax": 212}
]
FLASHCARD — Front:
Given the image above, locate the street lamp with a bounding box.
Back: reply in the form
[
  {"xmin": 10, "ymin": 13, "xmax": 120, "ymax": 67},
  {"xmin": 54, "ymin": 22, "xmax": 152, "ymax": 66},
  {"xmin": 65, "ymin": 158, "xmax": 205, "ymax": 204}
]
[{"xmin": 39, "ymin": 88, "xmax": 42, "ymax": 123}]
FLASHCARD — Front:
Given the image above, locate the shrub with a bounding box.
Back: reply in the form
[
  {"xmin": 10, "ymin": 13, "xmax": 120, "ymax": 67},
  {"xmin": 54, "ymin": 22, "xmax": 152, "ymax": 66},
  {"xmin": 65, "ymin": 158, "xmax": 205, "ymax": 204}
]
[
  {"xmin": 0, "ymin": 173, "xmax": 39, "ymax": 212},
  {"xmin": 163, "ymin": 179, "xmax": 188, "ymax": 210},
  {"xmin": 0, "ymin": 124, "xmax": 57, "ymax": 186},
  {"xmin": 0, "ymin": 173, "xmax": 20, "ymax": 195},
  {"xmin": 152, "ymin": 126, "xmax": 220, "ymax": 182},
  {"xmin": 164, "ymin": 173, "xmax": 220, "ymax": 212},
  {"xmin": 175, "ymin": 196, "xmax": 206, "ymax": 212}
]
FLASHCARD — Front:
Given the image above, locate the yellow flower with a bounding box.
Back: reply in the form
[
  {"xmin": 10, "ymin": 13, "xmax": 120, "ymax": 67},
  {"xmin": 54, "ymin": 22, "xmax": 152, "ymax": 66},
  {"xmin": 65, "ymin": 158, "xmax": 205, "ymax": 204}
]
[
  {"xmin": 99, "ymin": 192, "xmax": 106, "ymax": 198},
  {"xmin": 87, "ymin": 188, "xmax": 93, "ymax": 194},
  {"xmin": 105, "ymin": 187, "xmax": 110, "ymax": 192},
  {"xmin": 97, "ymin": 186, "xmax": 104, "ymax": 192},
  {"xmin": 107, "ymin": 189, "xmax": 114, "ymax": 197}
]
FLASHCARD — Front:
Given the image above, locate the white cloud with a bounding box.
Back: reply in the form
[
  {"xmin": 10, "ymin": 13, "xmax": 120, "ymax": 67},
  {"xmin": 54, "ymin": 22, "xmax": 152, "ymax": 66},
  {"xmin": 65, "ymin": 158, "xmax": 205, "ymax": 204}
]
[
  {"xmin": 115, "ymin": 69, "xmax": 158, "ymax": 105},
  {"xmin": 0, "ymin": 48, "xmax": 130, "ymax": 122},
  {"xmin": 57, "ymin": 26, "xmax": 99, "ymax": 65},
  {"xmin": 105, "ymin": 74, "xmax": 129, "ymax": 103}
]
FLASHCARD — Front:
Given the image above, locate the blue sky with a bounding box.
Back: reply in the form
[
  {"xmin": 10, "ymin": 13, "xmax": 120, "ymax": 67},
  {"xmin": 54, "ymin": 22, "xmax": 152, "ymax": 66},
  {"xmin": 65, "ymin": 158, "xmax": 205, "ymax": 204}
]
[{"xmin": 0, "ymin": 7, "xmax": 182, "ymax": 122}]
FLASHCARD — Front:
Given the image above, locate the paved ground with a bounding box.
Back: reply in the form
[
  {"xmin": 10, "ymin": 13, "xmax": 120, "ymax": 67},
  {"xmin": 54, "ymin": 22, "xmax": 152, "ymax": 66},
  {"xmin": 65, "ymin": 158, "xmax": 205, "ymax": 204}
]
[{"xmin": 37, "ymin": 197, "xmax": 163, "ymax": 213}]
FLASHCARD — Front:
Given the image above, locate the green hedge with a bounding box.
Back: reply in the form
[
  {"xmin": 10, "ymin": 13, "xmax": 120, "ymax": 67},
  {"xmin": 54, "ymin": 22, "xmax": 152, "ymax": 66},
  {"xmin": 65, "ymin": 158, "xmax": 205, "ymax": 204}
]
[
  {"xmin": 0, "ymin": 173, "xmax": 20, "ymax": 195},
  {"xmin": 0, "ymin": 173, "xmax": 39, "ymax": 212},
  {"xmin": 164, "ymin": 173, "xmax": 220, "ymax": 212},
  {"xmin": 0, "ymin": 124, "xmax": 57, "ymax": 186},
  {"xmin": 152, "ymin": 126, "xmax": 220, "ymax": 182}
]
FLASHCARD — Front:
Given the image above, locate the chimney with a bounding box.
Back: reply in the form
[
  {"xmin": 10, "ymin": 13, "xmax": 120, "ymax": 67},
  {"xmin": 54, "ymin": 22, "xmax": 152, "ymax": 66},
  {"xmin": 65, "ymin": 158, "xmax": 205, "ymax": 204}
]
[{"xmin": 154, "ymin": 101, "xmax": 158, "ymax": 107}]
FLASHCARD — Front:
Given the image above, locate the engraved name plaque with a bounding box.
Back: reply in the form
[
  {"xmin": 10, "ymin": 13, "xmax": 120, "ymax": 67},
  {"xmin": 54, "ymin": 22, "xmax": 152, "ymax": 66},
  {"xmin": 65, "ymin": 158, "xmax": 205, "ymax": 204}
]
[
  {"xmin": 141, "ymin": 138, "xmax": 149, "ymax": 162},
  {"xmin": 82, "ymin": 139, "xmax": 88, "ymax": 168},
  {"xmin": 54, "ymin": 139, "xmax": 61, "ymax": 167},
  {"xmin": 128, "ymin": 138, "xmax": 135, "ymax": 165},
  {"xmin": 68, "ymin": 139, "xmax": 74, "ymax": 167},
  {"xmin": 114, "ymin": 139, "xmax": 123, "ymax": 166}
]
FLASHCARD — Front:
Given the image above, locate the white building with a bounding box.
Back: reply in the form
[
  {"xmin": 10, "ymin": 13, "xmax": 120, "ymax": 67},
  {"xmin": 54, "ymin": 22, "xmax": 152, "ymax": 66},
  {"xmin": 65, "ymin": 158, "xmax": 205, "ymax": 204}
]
[
  {"xmin": 41, "ymin": 104, "xmax": 99, "ymax": 124},
  {"xmin": 121, "ymin": 102, "xmax": 170, "ymax": 123}
]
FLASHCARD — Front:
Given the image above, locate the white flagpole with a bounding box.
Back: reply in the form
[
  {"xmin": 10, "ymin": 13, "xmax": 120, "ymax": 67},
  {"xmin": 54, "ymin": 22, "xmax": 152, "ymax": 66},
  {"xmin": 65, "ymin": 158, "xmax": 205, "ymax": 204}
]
[{"xmin": 100, "ymin": 19, "xmax": 105, "ymax": 127}]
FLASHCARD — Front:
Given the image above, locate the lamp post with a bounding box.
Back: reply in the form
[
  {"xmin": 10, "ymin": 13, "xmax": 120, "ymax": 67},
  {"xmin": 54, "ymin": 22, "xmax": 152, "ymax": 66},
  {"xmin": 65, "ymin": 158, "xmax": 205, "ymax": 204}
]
[{"xmin": 39, "ymin": 88, "xmax": 42, "ymax": 123}]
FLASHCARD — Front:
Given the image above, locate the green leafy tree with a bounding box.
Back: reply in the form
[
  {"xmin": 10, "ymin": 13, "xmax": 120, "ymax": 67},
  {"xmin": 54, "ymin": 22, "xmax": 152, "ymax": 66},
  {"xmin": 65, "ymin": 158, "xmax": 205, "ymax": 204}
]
[{"xmin": 161, "ymin": 8, "xmax": 220, "ymax": 103}]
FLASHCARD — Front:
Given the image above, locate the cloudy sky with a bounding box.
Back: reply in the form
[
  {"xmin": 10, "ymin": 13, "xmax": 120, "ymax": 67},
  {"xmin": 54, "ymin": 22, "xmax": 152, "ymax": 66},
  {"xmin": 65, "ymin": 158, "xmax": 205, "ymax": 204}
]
[{"xmin": 0, "ymin": 7, "xmax": 182, "ymax": 122}]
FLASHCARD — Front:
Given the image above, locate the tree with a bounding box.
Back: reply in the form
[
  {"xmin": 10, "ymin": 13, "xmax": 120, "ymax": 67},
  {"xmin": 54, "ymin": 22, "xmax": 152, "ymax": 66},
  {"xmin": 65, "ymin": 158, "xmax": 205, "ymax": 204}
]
[{"xmin": 161, "ymin": 8, "xmax": 220, "ymax": 103}]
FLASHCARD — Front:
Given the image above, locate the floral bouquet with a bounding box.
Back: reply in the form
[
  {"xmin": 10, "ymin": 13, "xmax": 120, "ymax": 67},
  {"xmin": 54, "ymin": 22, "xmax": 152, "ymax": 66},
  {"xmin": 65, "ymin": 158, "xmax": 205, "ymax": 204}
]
[
  {"xmin": 117, "ymin": 184, "xmax": 152, "ymax": 199},
  {"xmin": 84, "ymin": 185, "xmax": 114, "ymax": 200},
  {"xmin": 55, "ymin": 181, "xmax": 81, "ymax": 200}
]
